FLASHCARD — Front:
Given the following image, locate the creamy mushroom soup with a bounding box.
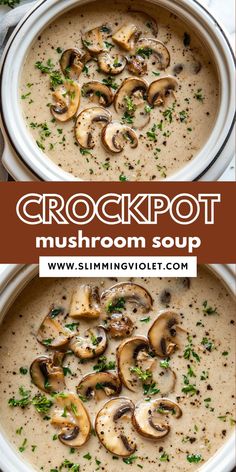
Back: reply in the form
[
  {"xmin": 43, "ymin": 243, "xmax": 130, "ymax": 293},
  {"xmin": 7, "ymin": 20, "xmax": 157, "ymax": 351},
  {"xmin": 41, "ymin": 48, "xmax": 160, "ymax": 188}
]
[
  {"xmin": 20, "ymin": 0, "xmax": 219, "ymax": 180},
  {"xmin": 0, "ymin": 267, "xmax": 235, "ymax": 472}
]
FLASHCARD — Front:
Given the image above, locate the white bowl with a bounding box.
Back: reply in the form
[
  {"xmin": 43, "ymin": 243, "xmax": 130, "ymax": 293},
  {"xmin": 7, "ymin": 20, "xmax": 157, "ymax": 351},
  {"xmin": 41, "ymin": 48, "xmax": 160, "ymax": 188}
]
[
  {"xmin": 0, "ymin": 263, "xmax": 235, "ymax": 472},
  {"xmin": 0, "ymin": 0, "xmax": 235, "ymax": 181}
]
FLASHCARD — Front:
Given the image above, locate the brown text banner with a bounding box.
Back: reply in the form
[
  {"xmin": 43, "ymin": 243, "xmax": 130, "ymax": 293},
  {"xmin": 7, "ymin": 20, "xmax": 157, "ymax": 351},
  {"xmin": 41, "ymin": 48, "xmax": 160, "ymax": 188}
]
[{"xmin": 0, "ymin": 182, "xmax": 235, "ymax": 263}]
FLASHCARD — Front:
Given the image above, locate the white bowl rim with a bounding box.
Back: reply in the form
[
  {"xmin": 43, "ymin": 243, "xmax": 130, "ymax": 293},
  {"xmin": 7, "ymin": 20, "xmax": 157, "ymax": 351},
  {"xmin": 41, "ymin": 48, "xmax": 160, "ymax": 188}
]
[
  {"xmin": 0, "ymin": 263, "xmax": 235, "ymax": 472},
  {"xmin": 0, "ymin": 0, "xmax": 235, "ymax": 182}
]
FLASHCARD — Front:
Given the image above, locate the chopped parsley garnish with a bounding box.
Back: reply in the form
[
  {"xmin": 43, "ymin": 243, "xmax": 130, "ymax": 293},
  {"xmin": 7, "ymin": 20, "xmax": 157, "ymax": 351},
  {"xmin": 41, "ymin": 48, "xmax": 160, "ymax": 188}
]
[
  {"xmin": 119, "ymin": 173, "xmax": 128, "ymax": 181},
  {"xmin": 123, "ymin": 455, "xmax": 138, "ymax": 464},
  {"xmin": 179, "ymin": 110, "xmax": 188, "ymax": 122},
  {"xmin": 32, "ymin": 394, "xmax": 53, "ymax": 413},
  {"xmin": 8, "ymin": 387, "xmax": 31, "ymax": 408},
  {"xmin": 93, "ymin": 356, "xmax": 116, "ymax": 372},
  {"xmin": 102, "ymin": 77, "xmax": 118, "ymax": 90},
  {"xmin": 201, "ymin": 337, "xmax": 215, "ymax": 352},
  {"xmin": 65, "ymin": 322, "xmax": 80, "ymax": 331},
  {"xmin": 63, "ymin": 366, "xmax": 73, "ymax": 376},
  {"xmin": 83, "ymin": 453, "xmax": 92, "ymax": 460},
  {"xmin": 194, "ymin": 88, "xmax": 205, "ymax": 102},
  {"xmin": 130, "ymin": 366, "xmax": 152, "ymax": 383},
  {"xmin": 140, "ymin": 316, "xmax": 151, "ymax": 323},
  {"xmin": 183, "ymin": 336, "xmax": 200, "ymax": 362},
  {"xmin": 202, "ymin": 300, "xmax": 218, "ymax": 315},
  {"xmin": 124, "ymin": 96, "xmax": 136, "ymax": 113},
  {"xmin": 147, "ymin": 124, "xmax": 157, "ymax": 141},
  {"xmin": 50, "ymin": 307, "xmax": 63, "ymax": 318},
  {"xmin": 104, "ymin": 41, "xmax": 113, "ymax": 50},
  {"xmin": 80, "ymin": 148, "xmax": 92, "ymax": 156},
  {"xmin": 143, "ymin": 382, "xmax": 160, "ymax": 396},
  {"xmin": 160, "ymin": 359, "xmax": 170, "ymax": 369},
  {"xmin": 19, "ymin": 367, "xmax": 28, "ymax": 375},
  {"xmin": 152, "ymin": 71, "xmax": 160, "ymax": 76},
  {"xmin": 35, "ymin": 59, "xmax": 64, "ymax": 90},
  {"xmin": 0, "ymin": 0, "xmax": 20, "ymax": 8},
  {"xmin": 160, "ymin": 452, "xmax": 169, "ymax": 462},
  {"xmin": 187, "ymin": 453, "xmax": 202, "ymax": 463},
  {"xmin": 182, "ymin": 383, "xmax": 198, "ymax": 396},
  {"xmin": 42, "ymin": 338, "xmax": 53, "ymax": 346},
  {"xmin": 163, "ymin": 102, "xmax": 176, "ymax": 123},
  {"xmin": 144, "ymin": 104, "xmax": 152, "ymax": 113},
  {"xmin": 136, "ymin": 47, "xmax": 153, "ymax": 58},
  {"xmin": 19, "ymin": 438, "xmax": 27, "ymax": 453},
  {"xmin": 107, "ymin": 297, "xmax": 126, "ymax": 313}
]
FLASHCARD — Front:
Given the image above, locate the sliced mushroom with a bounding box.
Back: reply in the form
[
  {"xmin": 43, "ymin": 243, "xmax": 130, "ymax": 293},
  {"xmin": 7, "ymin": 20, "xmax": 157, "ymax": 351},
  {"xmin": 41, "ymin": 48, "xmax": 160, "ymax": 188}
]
[
  {"xmin": 114, "ymin": 77, "xmax": 150, "ymax": 129},
  {"xmin": 117, "ymin": 336, "xmax": 150, "ymax": 391},
  {"xmin": 135, "ymin": 38, "xmax": 170, "ymax": 70},
  {"xmin": 133, "ymin": 398, "xmax": 182, "ymax": 439},
  {"xmin": 147, "ymin": 76, "xmax": 178, "ymax": 107},
  {"xmin": 70, "ymin": 326, "xmax": 107, "ymax": 360},
  {"xmin": 148, "ymin": 311, "xmax": 187, "ymax": 357},
  {"xmin": 77, "ymin": 372, "xmax": 121, "ymax": 400},
  {"xmin": 101, "ymin": 121, "xmax": 138, "ymax": 153},
  {"xmin": 30, "ymin": 352, "xmax": 65, "ymax": 393},
  {"xmin": 112, "ymin": 23, "xmax": 139, "ymax": 51},
  {"xmin": 51, "ymin": 80, "xmax": 80, "ymax": 122},
  {"xmin": 127, "ymin": 55, "xmax": 147, "ymax": 76},
  {"xmin": 82, "ymin": 26, "xmax": 104, "ymax": 54},
  {"xmin": 74, "ymin": 106, "xmax": 112, "ymax": 149},
  {"xmin": 101, "ymin": 282, "xmax": 153, "ymax": 314},
  {"xmin": 69, "ymin": 284, "xmax": 101, "ymax": 318},
  {"xmin": 98, "ymin": 52, "xmax": 126, "ymax": 75},
  {"xmin": 82, "ymin": 81, "xmax": 113, "ymax": 107},
  {"xmin": 60, "ymin": 48, "xmax": 91, "ymax": 80},
  {"xmin": 95, "ymin": 397, "xmax": 136, "ymax": 456},
  {"xmin": 108, "ymin": 313, "xmax": 134, "ymax": 338},
  {"xmin": 51, "ymin": 392, "xmax": 91, "ymax": 447},
  {"xmin": 37, "ymin": 307, "xmax": 74, "ymax": 348}
]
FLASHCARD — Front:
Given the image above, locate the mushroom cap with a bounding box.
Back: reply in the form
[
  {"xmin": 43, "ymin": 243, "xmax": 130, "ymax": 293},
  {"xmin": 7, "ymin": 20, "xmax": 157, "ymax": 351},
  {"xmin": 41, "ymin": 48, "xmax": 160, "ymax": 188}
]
[
  {"xmin": 82, "ymin": 81, "xmax": 114, "ymax": 107},
  {"xmin": 60, "ymin": 48, "xmax": 91, "ymax": 80},
  {"xmin": 148, "ymin": 311, "xmax": 187, "ymax": 357},
  {"xmin": 117, "ymin": 336, "xmax": 150, "ymax": 391},
  {"xmin": 30, "ymin": 353, "xmax": 65, "ymax": 393},
  {"xmin": 51, "ymin": 392, "xmax": 91, "ymax": 447},
  {"xmin": 70, "ymin": 326, "xmax": 108, "ymax": 360},
  {"xmin": 112, "ymin": 23, "xmax": 139, "ymax": 51},
  {"xmin": 101, "ymin": 282, "xmax": 153, "ymax": 313},
  {"xmin": 98, "ymin": 52, "xmax": 127, "ymax": 75},
  {"xmin": 77, "ymin": 371, "xmax": 121, "ymax": 400},
  {"xmin": 133, "ymin": 398, "xmax": 182, "ymax": 440},
  {"xmin": 114, "ymin": 77, "xmax": 148, "ymax": 113},
  {"xmin": 51, "ymin": 80, "xmax": 80, "ymax": 122},
  {"xmin": 108, "ymin": 313, "xmax": 134, "ymax": 338},
  {"xmin": 147, "ymin": 76, "xmax": 178, "ymax": 106},
  {"xmin": 95, "ymin": 397, "xmax": 136, "ymax": 456},
  {"xmin": 37, "ymin": 307, "xmax": 74, "ymax": 348},
  {"xmin": 74, "ymin": 106, "xmax": 112, "ymax": 149},
  {"xmin": 135, "ymin": 38, "xmax": 170, "ymax": 70},
  {"xmin": 101, "ymin": 121, "xmax": 138, "ymax": 153},
  {"xmin": 69, "ymin": 284, "xmax": 101, "ymax": 319}
]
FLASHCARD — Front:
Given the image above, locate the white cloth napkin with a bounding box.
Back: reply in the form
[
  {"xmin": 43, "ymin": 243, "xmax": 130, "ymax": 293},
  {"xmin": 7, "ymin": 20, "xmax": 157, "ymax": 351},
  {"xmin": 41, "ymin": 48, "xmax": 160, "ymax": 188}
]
[{"xmin": 0, "ymin": 0, "xmax": 35, "ymax": 180}]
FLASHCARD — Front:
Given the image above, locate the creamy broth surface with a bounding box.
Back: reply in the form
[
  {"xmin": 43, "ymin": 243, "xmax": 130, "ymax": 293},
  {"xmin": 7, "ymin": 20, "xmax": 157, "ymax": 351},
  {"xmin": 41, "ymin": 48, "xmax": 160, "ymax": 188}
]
[
  {"xmin": 20, "ymin": 0, "xmax": 219, "ymax": 180},
  {"xmin": 0, "ymin": 267, "xmax": 235, "ymax": 472}
]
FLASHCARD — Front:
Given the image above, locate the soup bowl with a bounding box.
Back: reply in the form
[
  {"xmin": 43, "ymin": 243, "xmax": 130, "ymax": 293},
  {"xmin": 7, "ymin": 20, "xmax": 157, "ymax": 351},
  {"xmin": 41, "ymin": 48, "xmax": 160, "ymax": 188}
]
[
  {"xmin": 0, "ymin": 263, "xmax": 235, "ymax": 471},
  {"xmin": 0, "ymin": 0, "xmax": 235, "ymax": 181}
]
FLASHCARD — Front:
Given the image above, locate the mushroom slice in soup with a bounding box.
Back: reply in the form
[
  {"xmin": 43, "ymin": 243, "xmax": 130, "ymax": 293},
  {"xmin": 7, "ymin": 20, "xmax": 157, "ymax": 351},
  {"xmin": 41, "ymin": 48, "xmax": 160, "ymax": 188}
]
[
  {"xmin": 82, "ymin": 81, "xmax": 113, "ymax": 107},
  {"xmin": 112, "ymin": 23, "xmax": 139, "ymax": 51},
  {"xmin": 108, "ymin": 313, "xmax": 134, "ymax": 338},
  {"xmin": 69, "ymin": 284, "xmax": 101, "ymax": 318},
  {"xmin": 101, "ymin": 121, "xmax": 138, "ymax": 153},
  {"xmin": 114, "ymin": 77, "xmax": 150, "ymax": 129},
  {"xmin": 133, "ymin": 398, "xmax": 182, "ymax": 439},
  {"xmin": 98, "ymin": 52, "xmax": 127, "ymax": 75},
  {"xmin": 74, "ymin": 106, "xmax": 112, "ymax": 149},
  {"xmin": 82, "ymin": 26, "xmax": 105, "ymax": 54},
  {"xmin": 60, "ymin": 48, "xmax": 91, "ymax": 80},
  {"xmin": 51, "ymin": 392, "xmax": 91, "ymax": 447},
  {"xmin": 126, "ymin": 55, "xmax": 147, "ymax": 77},
  {"xmin": 95, "ymin": 397, "xmax": 136, "ymax": 456},
  {"xmin": 117, "ymin": 336, "xmax": 150, "ymax": 391},
  {"xmin": 101, "ymin": 282, "xmax": 153, "ymax": 314},
  {"xmin": 37, "ymin": 307, "xmax": 74, "ymax": 348},
  {"xmin": 77, "ymin": 372, "xmax": 121, "ymax": 400},
  {"xmin": 50, "ymin": 80, "xmax": 80, "ymax": 122},
  {"xmin": 147, "ymin": 76, "xmax": 178, "ymax": 107},
  {"xmin": 135, "ymin": 38, "xmax": 170, "ymax": 70},
  {"xmin": 30, "ymin": 352, "xmax": 65, "ymax": 393},
  {"xmin": 70, "ymin": 326, "xmax": 107, "ymax": 360},
  {"xmin": 148, "ymin": 311, "xmax": 187, "ymax": 357}
]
